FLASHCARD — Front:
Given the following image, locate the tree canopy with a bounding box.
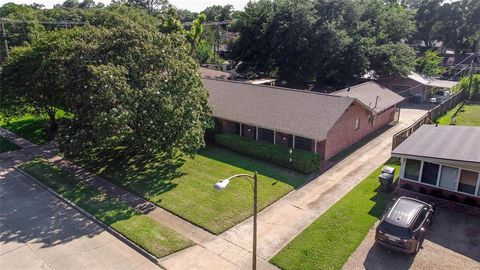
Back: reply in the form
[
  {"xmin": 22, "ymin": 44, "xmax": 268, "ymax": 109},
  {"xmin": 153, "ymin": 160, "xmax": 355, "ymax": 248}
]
[
  {"xmin": 1, "ymin": 6, "xmax": 211, "ymax": 157},
  {"xmin": 415, "ymin": 50, "xmax": 446, "ymax": 77},
  {"xmin": 231, "ymin": 0, "xmax": 416, "ymax": 87}
]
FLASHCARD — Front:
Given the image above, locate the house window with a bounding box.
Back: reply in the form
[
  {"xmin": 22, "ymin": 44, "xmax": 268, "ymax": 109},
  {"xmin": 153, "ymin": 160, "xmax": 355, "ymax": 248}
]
[
  {"xmin": 404, "ymin": 159, "xmax": 421, "ymax": 181},
  {"xmin": 294, "ymin": 136, "xmax": 312, "ymax": 152},
  {"xmin": 438, "ymin": 166, "xmax": 458, "ymax": 190},
  {"xmin": 354, "ymin": 119, "xmax": 360, "ymax": 130},
  {"xmin": 421, "ymin": 162, "xmax": 440, "ymax": 186},
  {"xmin": 235, "ymin": 123, "xmax": 241, "ymax": 135},
  {"xmin": 458, "ymin": 170, "xmax": 479, "ymax": 195},
  {"xmin": 258, "ymin": 128, "xmax": 274, "ymax": 144}
]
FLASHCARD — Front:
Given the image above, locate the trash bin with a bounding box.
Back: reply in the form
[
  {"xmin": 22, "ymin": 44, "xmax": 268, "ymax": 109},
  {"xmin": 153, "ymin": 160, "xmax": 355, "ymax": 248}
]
[
  {"xmin": 379, "ymin": 173, "xmax": 394, "ymax": 192},
  {"xmin": 379, "ymin": 166, "xmax": 395, "ymax": 192}
]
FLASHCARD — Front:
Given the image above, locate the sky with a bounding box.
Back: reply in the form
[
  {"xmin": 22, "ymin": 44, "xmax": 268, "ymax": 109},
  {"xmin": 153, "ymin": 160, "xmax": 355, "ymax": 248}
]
[{"xmin": 0, "ymin": 0, "xmax": 250, "ymax": 12}]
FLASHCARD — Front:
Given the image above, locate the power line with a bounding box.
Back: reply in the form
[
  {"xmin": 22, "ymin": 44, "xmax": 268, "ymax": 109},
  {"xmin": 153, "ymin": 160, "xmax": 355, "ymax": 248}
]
[{"xmin": 0, "ymin": 18, "xmax": 86, "ymax": 26}]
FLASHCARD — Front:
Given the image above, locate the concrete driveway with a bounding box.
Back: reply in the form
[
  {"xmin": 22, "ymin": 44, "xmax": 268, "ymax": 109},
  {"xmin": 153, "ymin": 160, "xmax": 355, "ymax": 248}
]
[
  {"xmin": 0, "ymin": 165, "xmax": 159, "ymax": 270},
  {"xmin": 343, "ymin": 208, "xmax": 480, "ymax": 270}
]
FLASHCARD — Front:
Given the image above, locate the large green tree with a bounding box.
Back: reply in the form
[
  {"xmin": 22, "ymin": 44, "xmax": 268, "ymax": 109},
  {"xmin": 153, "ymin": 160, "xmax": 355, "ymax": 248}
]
[
  {"xmin": 416, "ymin": 50, "xmax": 446, "ymax": 77},
  {"xmin": 57, "ymin": 25, "xmax": 210, "ymax": 157},
  {"xmin": 1, "ymin": 30, "xmax": 75, "ymax": 132},
  {"xmin": 231, "ymin": 0, "xmax": 416, "ymax": 87}
]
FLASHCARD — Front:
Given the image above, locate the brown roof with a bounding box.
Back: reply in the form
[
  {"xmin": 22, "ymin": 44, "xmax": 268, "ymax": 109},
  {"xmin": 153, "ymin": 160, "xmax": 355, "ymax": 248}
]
[
  {"xmin": 332, "ymin": 82, "xmax": 404, "ymax": 113},
  {"xmin": 203, "ymin": 79, "xmax": 355, "ymax": 141},
  {"xmin": 199, "ymin": 67, "xmax": 232, "ymax": 80}
]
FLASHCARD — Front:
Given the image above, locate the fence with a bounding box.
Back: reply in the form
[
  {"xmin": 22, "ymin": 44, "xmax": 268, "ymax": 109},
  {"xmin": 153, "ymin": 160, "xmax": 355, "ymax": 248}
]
[{"xmin": 392, "ymin": 88, "xmax": 468, "ymax": 150}]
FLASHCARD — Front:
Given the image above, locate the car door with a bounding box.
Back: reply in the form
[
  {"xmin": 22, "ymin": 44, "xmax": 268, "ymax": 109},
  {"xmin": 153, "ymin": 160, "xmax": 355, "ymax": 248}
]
[{"xmin": 412, "ymin": 208, "xmax": 429, "ymax": 241}]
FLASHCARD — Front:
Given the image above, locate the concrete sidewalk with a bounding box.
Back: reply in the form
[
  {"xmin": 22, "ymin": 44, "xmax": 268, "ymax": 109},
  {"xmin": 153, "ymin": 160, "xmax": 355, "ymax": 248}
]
[
  {"xmin": 0, "ymin": 165, "xmax": 159, "ymax": 270},
  {"xmin": 218, "ymin": 106, "xmax": 429, "ymax": 260}
]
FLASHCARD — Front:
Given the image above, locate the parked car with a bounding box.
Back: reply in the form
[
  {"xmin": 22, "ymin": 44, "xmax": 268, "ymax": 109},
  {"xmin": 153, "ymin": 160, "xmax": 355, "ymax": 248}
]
[
  {"xmin": 375, "ymin": 196, "xmax": 435, "ymax": 254},
  {"xmin": 431, "ymin": 90, "xmax": 451, "ymax": 104}
]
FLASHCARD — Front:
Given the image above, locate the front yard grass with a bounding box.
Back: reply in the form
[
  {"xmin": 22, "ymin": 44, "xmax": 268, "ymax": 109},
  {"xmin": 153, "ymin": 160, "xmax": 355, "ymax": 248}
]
[
  {"xmin": 20, "ymin": 159, "xmax": 193, "ymax": 258},
  {"xmin": 436, "ymin": 102, "xmax": 480, "ymax": 126},
  {"xmin": 270, "ymin": 160, "xmax": 400, "ymax": 270},
  {"xmin": 0, "ymin": 137, "xmax": 21, "ymax": 153},
  {"xmin": 74, "ymin": 146, "xmax": 309, "ymax": 234},
  {"xmin": 0, "ymin": 112, "xmax": 66, "ymax": 145}
]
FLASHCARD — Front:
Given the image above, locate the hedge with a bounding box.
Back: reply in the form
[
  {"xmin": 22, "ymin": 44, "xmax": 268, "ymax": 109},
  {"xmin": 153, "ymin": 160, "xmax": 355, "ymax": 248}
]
[{"xmin": 215, "ymin": 133, "xmax": 321, "ymax": 174}]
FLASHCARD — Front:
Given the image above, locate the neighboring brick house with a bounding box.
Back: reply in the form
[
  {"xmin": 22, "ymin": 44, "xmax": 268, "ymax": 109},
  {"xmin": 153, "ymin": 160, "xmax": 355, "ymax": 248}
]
[
  {"xmin": 204, "ymin": 79, "xmax": 404, "ymax": 161},
  {"xmin": 392, "ymin": 125, "xmax": 480, "ymax": 206},
  {"xmin": 378, "ymin": 72, "xmax": 458, "ymax": 103}
]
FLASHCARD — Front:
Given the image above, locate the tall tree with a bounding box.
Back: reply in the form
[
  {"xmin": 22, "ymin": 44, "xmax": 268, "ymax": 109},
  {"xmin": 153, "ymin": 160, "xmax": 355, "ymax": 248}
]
[
  {"xmin": 202, "ymin": 5, "xmax": 233, "ymax": 22},
  {"xmin": 415, "ymin": 50, "xmax": 446, "ymax": 77}
]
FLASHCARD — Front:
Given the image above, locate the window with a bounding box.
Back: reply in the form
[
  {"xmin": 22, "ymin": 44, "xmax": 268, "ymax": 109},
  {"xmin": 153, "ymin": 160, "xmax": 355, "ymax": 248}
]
[
  {"xmin": 421, "ymin": 162, "xmax": 440, "ymax": 185},
  {"xmin": 294, "ymin": 136, "xmax": 312, "ymax": 152},
  {"xmin": 242, "ymin": 125, "xmax": 256, "ymax": 139},
  {"xmin": 404, "ymin": 159, "xmax": 421, "ymax": 181},
  {"xmin": 458, "ymin": 170, "xmax": 479, "ymax": 195},
  {"xmin": 258, "ymin": 128, "xmax": 274, "ymax": 144},
  {"xmin": 235, "ymin": 123, "xmax": 241, "ymax": 135},
  {"xmin": 439, "ymin": 166, "xmax": 458, "ymax": 190},
  {"xmin": 354, "ymin": 118, "xmax": 360, "ymax": 130}
]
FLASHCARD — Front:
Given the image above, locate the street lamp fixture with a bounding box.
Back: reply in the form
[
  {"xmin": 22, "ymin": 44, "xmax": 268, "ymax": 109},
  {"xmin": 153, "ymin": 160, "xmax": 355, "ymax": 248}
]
[{"xmin": 213, "ymin": 172, "xmax": 258, "ymax": 270}]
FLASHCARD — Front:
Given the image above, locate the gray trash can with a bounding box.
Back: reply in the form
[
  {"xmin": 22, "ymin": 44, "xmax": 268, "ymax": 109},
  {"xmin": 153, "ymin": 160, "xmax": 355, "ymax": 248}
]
[{"xmin": 379, "ymin": 173, "xmax": 394, "ymax": 192}]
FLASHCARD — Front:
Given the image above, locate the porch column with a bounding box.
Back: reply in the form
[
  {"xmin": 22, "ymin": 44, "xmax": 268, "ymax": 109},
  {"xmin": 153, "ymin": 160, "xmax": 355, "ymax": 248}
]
[
  {"xmin": 314, "ymin": 140, "xmax": 317, "ymax": 154},
  {"xmin": 239, "ymin": 123, "xmax": 243, "ymax": 136},
  {"xmin": 255, "ymin": 127, "xmax": 259, "ymax": 140},
  {"xmin": 273, "ymin": 131, "xmax": 276, "ymax": 144},
  {"xmin": 292, "ymin": 135, "xmax": 295, "ymax": 149}
]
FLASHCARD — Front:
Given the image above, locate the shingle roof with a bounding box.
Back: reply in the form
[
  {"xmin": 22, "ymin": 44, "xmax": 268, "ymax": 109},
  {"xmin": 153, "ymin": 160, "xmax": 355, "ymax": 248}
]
[
  {"xmin": 199, "ymin": 67, "xmax": 232, "ymax": 80},
  {"xmin": 332, "ymin": 82, "xmax": 404, "ymax": 113},
  {"xmin": 392, "ymin": 125, "xmax": 480, "ymax": 164},
  {"xmin": 203, "ymin": 79, "xmax": 355, "ymax": 141}
]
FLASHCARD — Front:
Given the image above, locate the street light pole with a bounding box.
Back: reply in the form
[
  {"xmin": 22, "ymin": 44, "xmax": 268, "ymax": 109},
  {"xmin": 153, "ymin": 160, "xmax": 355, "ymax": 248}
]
[
  {"xmin": 252, "ymin": 171, "xmax": 257, "ymax": 270},
  {"xmin": 213, "ymin": 172, "xmax": 258, "ymax": 270}
]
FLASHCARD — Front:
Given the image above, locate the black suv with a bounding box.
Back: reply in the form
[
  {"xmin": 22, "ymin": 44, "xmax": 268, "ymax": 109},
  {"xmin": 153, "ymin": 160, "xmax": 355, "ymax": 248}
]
[{"xmin": 375, "ymin": 196, "xmax": 435, "ymax": 254}]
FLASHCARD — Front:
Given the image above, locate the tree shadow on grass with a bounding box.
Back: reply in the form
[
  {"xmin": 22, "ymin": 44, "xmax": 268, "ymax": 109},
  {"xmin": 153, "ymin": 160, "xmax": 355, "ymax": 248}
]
[
  {"xmin": 73, "ymin": 148, "xmax": 186, "ymax": 200},
  {"xmin": 197, "ymin": 146, "xmax": 308, "ymax": 188}
]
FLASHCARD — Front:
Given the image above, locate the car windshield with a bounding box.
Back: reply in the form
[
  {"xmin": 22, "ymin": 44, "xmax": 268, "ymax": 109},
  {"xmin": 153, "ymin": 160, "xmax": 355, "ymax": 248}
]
[{"xmin": 379, "ymin": 221, "xmax": 411, "ymax": 238}]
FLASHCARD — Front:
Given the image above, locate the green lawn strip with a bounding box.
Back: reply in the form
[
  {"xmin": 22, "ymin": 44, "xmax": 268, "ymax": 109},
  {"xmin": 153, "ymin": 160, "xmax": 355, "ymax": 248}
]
[
  {"xmin": 74, "ymin": 146, "xmax": 309, "ymax": 234},
  {"xmin": 270, "ymin": 161, "xmax": 400, "ymax": 270},
  {"xmin": 0, "ymin": 137, "xmax": 21, "ymax": 153},
  {"xmin": 20, "ymin": 159, "xmax": 193, "ymax": 258},
  {"xmin": 436, "ymin": 103, "xmax": 480, "ymax": 126},
  {"xmin": 0, "ymin": 111, "xmax": 67, "ymax": 145}
]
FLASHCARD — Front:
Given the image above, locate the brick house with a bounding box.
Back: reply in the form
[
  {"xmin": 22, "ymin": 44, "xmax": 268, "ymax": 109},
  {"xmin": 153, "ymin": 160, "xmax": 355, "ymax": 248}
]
[
  {"xmin": 204, "ymin": 79, "xmax": 404, "ymax": 161},
  {"xmin": 378, "ymin": 72, "xmax": 458, "ymax": 103},
  {"xmin": 393, "ymin": 125, "xmax": 480, "ymax": 206}
]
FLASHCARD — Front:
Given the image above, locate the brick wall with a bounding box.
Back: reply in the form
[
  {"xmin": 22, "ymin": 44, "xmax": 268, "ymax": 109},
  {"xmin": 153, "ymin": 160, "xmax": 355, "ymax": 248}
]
[{"xmin": 324, "ymin": 103, "xmax": 395, "ymax": 160}]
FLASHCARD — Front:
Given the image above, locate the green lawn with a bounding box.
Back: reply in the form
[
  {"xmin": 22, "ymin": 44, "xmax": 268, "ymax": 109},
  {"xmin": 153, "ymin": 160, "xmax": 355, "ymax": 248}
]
[
  {"xmin": 436, "ymin": 102, "xmax": 480, "ymax": 126},
  {"xmin": 20, "ymin": 160, "xmax": 193, "ymax": 258},
  {"xmin": 74, "ymin": 146, "xmax": 309, "ymax": 234},
  {"xmin": 270, "ymin": 160, "xmax": 400, "ymax": 270},
  {"xmin": 0, "ymin": 111, "xmax": 66, "ymax": 145},
  {"xmin": 0, "ymin": 137, "xmax": 21, "ymax": 153}
]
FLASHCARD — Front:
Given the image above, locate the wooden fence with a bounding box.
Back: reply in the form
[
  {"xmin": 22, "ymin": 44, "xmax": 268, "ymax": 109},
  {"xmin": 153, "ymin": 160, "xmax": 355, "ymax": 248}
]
[{"xmin": 392, "ymin": 89, "xmax": 468, "ymax": 150}]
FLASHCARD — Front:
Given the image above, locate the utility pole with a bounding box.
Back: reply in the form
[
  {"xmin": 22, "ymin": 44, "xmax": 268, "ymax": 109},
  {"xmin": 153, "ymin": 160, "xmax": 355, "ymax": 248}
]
[
  {"xmin": 1, "ymin": 18, "xmax": 8, "ymax": 58},
  {"xmin": 466, "ymin": 38, "xmax": 480, "ymax": 98}
]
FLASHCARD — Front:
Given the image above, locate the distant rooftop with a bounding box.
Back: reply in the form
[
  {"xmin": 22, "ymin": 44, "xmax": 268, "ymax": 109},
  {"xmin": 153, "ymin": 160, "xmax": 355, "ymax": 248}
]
[
  {"xmin": 199, "ymin": 67, "xmax": 232, "ymax": 80},
  {"xmin": 392, "ymin": 125, "xmax": 480, "ymax": 165},
  {"xmin": 332, "ymin": 82, "xmax": 404, "ymax": 113},
  {"xmin": 407, "ymin": 72, "xmax": 458, "ymax": 89}
]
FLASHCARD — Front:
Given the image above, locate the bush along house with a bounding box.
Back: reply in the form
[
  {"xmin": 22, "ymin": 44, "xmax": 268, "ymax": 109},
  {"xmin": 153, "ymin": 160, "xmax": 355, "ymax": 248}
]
[
  {"xmin": 203, "ymin": 78, "xmax": 404, "ymax": 173},
  {"xmin": 392, "ymin": 125, "xmax": 480, "ymax": 208}
]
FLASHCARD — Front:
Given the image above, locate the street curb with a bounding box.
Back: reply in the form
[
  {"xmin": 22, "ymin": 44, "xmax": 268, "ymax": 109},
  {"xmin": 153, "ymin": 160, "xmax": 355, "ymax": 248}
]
[{"xmin": 14, "ymin": 166, "xmax": 166, "ymax": 269}]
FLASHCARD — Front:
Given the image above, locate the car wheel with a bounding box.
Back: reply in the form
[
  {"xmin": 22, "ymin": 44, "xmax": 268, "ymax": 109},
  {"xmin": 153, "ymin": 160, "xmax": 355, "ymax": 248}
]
[{"xmin": 414, "ymin": 241, "xmax": 421, "ymax": 254}]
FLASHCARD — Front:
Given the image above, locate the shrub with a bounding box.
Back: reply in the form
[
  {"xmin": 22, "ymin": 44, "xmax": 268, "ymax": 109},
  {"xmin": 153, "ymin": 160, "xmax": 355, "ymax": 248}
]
[
  {"xmin": 464, "ymin": 197, "xmax": 477, "ymax": 206},
  {"xmin": 215, "ymin": 133, "xmax": 321, "ymax": 174},
  {"xmin": 430, "ymin": 189, "xmax": 444, "ymax": 199},
  {"xmin": 401, "ymin": 183, "xmax": 412, "ymax": 190},
  {"xmin": 448, "ymin": 194, "xmax": 459, "ymax": 202}
]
